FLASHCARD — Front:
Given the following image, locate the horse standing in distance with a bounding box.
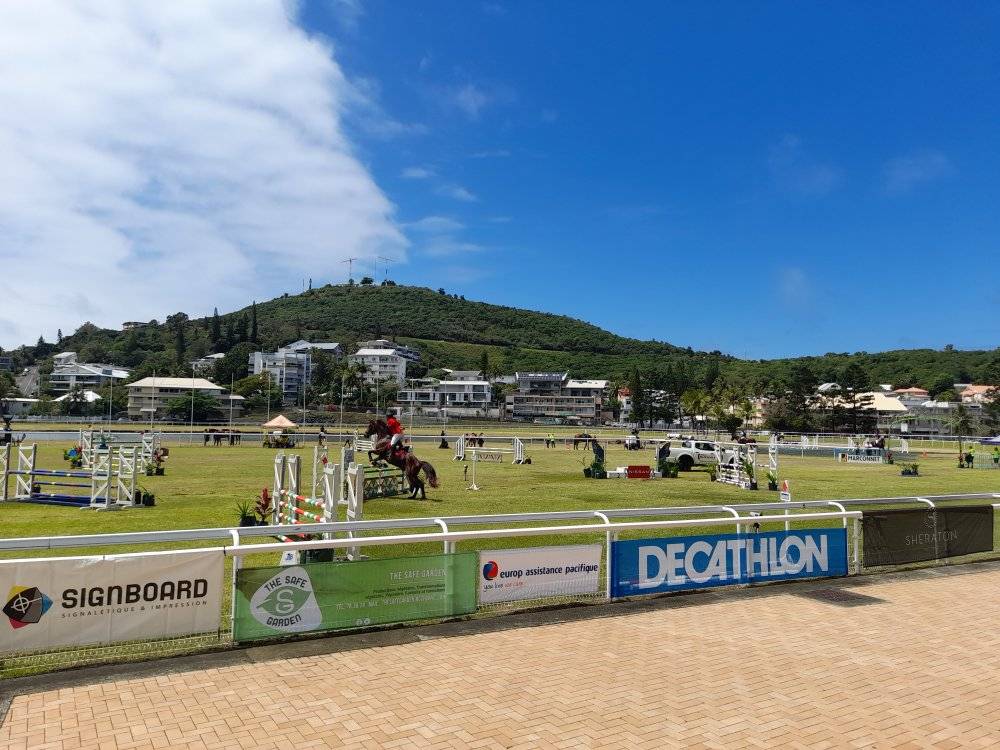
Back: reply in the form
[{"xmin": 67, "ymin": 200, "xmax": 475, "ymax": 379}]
[{"xmin": 363, "ymin": 420, "xmax": 440, "ymax": 500}]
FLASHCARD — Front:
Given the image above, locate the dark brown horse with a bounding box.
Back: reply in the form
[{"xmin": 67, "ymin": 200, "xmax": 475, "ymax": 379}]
[{"xmin": 363, "ymin": 420, "xmax": 439, "ymax": 500}]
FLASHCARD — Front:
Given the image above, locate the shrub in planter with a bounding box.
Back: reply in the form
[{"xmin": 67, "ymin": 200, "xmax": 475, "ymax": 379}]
[
  {"xmin": 708, "ymin": 463, "xmax": 718, "ymax": 482},
  {"xmin": 766, "ymin": 470, "xmax": 778, "ymax": 491},
  {"xmin": 142, "ymin": 491, "xmax": 156, "ymax": 507},
  {"xmin": 583, "ymin": 467, "xmax": 593, "ymax": 478},
  {"xmin": 900, "ymin": 463, "xmax": 920, "ymax": 477},
  {"xmin": 658, "ymin": 459, "xmax": 679, "ymax": 478},
  {"xmin": 236, "ymin": 499, "xmax": 256, "ymax": 527}
]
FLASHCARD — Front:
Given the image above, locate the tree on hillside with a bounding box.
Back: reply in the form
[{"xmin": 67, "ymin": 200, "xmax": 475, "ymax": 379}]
[
  {"xmin": 250, "ymin": 302, "xmax": 258, "ymax": 343},
  {"xmin": 928, "ymin": 373, "xmax": 956, "ymax": 399},
  {"xmin": 360, "ymin": 276, "xmax": 374, "ymax": 286},
  {"xmin": 839, "ymin": 362, "xmax": 875, "ymax": 433},
  {"xmin": 479, "ymin": 349, "xmax": 491, "ymax": 380},
  {"xmin": 628, "ymin": 368, "xmax": 647, "ymax": 426},
  {"xmin": 210, "ymin": 308, "xmax": 222, "ymax": 350},
  {"xmin": 174, "ymin": 322, "xmax": 186, "ymax": 367},
  {"xmin": 166, "ymin": 391, "xmax": 221, "ymax": 422}
]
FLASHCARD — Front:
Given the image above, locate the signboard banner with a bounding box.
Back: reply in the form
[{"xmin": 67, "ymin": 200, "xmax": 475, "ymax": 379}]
[
  {"xmin": 472, "ymin": 451, "xmax": 504, "ymax": 463},
  {"xmin": 233, "ymin": 553, "xmax": 477, "ymax": 642},
  {"xmin": 612, "ymin": 529, "xmax": 848, "ymax": 598},
  {"xmin": 0, "ymin": 550, "xmax": 224, "ymax": 655},
  {"xmin": 478, "ymin": 545, "xmax": 602, "ymax": 604},
  {"xmin": 862, "ymin": 506, "xmax": 994, "ymax": 566}
]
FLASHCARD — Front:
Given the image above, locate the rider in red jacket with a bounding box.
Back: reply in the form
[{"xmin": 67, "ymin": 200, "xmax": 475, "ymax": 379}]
[{"xmin": 386, "ymin": 411, "xmax": 404, "ymax": 452}]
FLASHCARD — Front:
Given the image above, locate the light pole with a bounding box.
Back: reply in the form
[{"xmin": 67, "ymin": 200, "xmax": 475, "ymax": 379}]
[{"xmin": 189, "ymin": 366, "xmax": 195, "ymax": 444}]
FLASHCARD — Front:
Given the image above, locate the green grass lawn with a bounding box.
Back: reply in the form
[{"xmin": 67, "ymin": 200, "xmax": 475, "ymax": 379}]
[
  {"xmin": 3, "ymin": 440, "xmax": 997, "ymax": 549},
  {"xmin": 2, "ymin": 440, "xmax": 997, "ymax": 678}
]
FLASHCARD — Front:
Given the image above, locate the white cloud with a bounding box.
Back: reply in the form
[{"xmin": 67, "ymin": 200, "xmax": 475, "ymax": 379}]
[
  {"xmin": 768, "ymin": 135, "xmax": 842, "ymax": 197},
  {"xmin": 779, "ymin": 267, "xmax": 811, "ymax": 303},
  {"xmin": 454, "ymin": 84, "xmax": 492, "ymax": 120},
  {"xmin": 488, "ymin": 216, "xmax": 512, "ymax": 223},
  {"xmin": 423, "ymin": 239, "xmax": 485, "ymax": 257},
  {"xmin": 401, "ymin": 166, "xmax": 435, "ymax": 179},
  {"xmin": 406, "ymin": 216, "xmax": 465, "ymax": 233},
  {"xmin": 328, "ymin": 0, "xmax": 364, "ymax": 33},
  {"xmin": 883, "ymin": 151, "xmax": 954, "ymax": 194},
  {"xmin": 0, "ymin": 1, "xmax": 406, "ymax": 348},
  {"xmin": 470, "ymin": 149, "xmax": 511, "ymax": 159},
  {"xmin": 436, "ymin": 184, "xmax": 478, "ymax": 202}
]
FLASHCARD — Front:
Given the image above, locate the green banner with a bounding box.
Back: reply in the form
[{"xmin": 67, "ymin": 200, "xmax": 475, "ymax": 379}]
[{"xmin": 233, "ymin": 553, "xmax": 477, "ymax": 642}]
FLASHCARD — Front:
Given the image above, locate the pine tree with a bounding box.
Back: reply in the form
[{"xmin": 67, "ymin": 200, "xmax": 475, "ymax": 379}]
[
  {"xmin": 210, "ymin": 308, "xmax": 222, "ymax": 350},
  {"xmin": 628, "ymin": 368, "xmax": 646, "ymax": 427},
  {"xmin": 57, "ymin": 329, "xmax": 63, "ymax": 344},
  {"xmin": 174, "ymin": 322, "xmax": 187, "ymax": 367},
  {"xmin": 250, "ymin": 302, "xmax": 258, "ymax": 343},
  {"xmin": 479, "ymin": 349, "xmax": 490, "ymax": 379}
]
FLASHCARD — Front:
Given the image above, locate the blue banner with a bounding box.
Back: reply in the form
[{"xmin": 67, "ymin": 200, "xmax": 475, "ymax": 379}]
[{"xmin": 612, "ymin": 528, "xmax": 848, "ymax": 598}]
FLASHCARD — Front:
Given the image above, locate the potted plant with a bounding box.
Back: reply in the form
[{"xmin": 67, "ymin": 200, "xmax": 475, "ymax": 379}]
[
  {"xmin": 144, "ymin": 460, "xmax": 156, "ymax": 477},
  {"xmin": 885, "ymin": 450, "xmax": 894, "ymax": 465},
  {"xmin": 255, "ymin": 489, "xmax": 272, "ymax": 525},
  {"xmin": 742, "ymin": 458, "xmax": 759, "ymax": 490},
  {"xmin": 590, "ymin": 457, "xmax": 607, "ymax": 479},
  {"xmin": 141, "ymin": 489, "xmax": 156, "ymax": 506},
  {"xmin": 709, "ymin": 463, "xmax": 718, "ymax": 482},
  {"xmin": 766, "ymin": 470, "xmax": 778, "ymax": 492},
  {"xmin": 658, "ymin": 459, "xmax": 679, "ymax": 478},
  {"xmin": 236, "ymin": 499, "xmax": 256, "ymax": 527},
  {"xmin": 901, "ymin": 463, "xmax": 919, "ymax": 477}
]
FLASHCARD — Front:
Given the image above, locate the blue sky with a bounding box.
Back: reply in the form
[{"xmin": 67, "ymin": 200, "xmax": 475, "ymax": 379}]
[
  {"xmin": 2, "ymin": 2, "xmax": 998, "ymax": 358},
  {"xmin": 301, "ymin": 1, "xmax": 1000, "ymax": 358}
]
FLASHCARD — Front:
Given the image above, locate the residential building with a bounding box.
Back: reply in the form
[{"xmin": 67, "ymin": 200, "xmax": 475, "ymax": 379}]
[
  {"xmin": 53, "ymin": 390, "xmax": 103, "ymax": 405},
  {"xmin": 397, "ymin": 378, "xmax": 493, "ymax": 416},
  {"xmin": 0, "ymin": 355, "xmax": 12, "ymax": 372},
  {"xmin": 1, "ymin": 398, "xmax": 40, "ymax": 416},
  {"xmin": 47, "ymin": 352, "xmax": 129, "ymax": 395},
  {"xmin": 505, "ymin": 372, "xmax": 609, "ymax": 424},
  {"xmin": 441, "ymin": 369, "xmax": 483, "ymax": 381},
  {"xmin": 357, "ymin": 339, "xmax": 421, "ymax": 363},
  {"xmin": 349, "ymin": 348, "xmax": 408, "ymax": 385},
  {"xmin": 248, "ymin": 341, "xmax": 342, "ymax": 403},
  {"xmin": 126, "ymin": 377, "xmax": 244, "ymax": 419},
  {"xmin": 191, "ymin": 352, "xmax": 225, "ymax": 374},
  {"xmin": 959, "ymin": 384, "xmax": 997, "ymax": 405},
  {"xmin": 121, "ymin": 321, "xmax": 144, "ymax": 331}
]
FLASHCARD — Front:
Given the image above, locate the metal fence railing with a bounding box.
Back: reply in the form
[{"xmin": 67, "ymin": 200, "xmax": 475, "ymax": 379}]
[{"xmin": 2, "ymin": 493, "xmax": 998, "ymax": 680}]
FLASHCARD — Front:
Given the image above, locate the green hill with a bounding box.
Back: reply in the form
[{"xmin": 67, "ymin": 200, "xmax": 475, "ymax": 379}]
[{"xmin": 5, "ymin": 283, "xmax": 1000, "ymax": 399}]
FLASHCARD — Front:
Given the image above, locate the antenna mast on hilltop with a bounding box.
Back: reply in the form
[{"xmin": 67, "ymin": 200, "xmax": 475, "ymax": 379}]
[
  {"xmin": 378, "ymin": 256, "xmax": 392, "ymax": 282},
  {"xmin": 341, "ymin": 257, "xmax": 358, "ymax": 283}
]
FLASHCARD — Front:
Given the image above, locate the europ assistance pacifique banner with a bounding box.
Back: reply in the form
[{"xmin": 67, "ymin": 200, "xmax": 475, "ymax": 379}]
[
  {"xmin": 479, "ymin": 545, "xmax": 602, "ymax": 604},
  {"xmin": 612, "ymin": 528, "xmax": 847, "ymax": 597},
  {"xmin": 0, "ymin": 550, "xmax": 224, "ymax": 654},
  {"xmin": 233, "ymin": 553, "xmax": 477, "ymax": 642}
]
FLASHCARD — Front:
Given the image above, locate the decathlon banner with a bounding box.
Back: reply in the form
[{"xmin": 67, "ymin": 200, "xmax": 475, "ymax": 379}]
[
  {"xmin": 233, "ymin": 553, "xmax": 477, "ymax": 642},
  {"xmin": 478, "ymin": 545, "xmax": 602, "ymax": 604},
  {"xmin": 0, "ymin": 550, "xmax": 224, "ymax": 654},
  {"xmin": 862, "ymin": 506, "xmax": 994, "ymax": 566},
  {"xmin": 612, "ymin": 529, "xmax": 848, "ymax": 597}
]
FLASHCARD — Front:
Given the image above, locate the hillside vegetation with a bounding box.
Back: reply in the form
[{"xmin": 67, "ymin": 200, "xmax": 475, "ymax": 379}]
[{"xmin": 3, "ymin": 283, "xmax": 1000, "ymax": 401}]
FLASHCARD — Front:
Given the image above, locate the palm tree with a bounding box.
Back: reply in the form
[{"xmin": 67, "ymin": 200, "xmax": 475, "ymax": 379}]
[{"xmin": 680, "ymin": 389, "xmax": 708, "ymax": 434}]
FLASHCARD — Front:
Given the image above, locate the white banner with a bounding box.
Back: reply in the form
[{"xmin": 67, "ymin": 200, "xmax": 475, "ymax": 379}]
[
  {"xmin": 479, "ymin": 545, "xmax": 602, "ymax": 604},
  {"xmin": 0, "ymin": 549, "xmax": 223, "ymax": 654}
]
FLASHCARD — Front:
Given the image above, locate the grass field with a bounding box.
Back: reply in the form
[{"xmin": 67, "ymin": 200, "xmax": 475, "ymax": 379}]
[
  {"xmin": 2, "ymin": 439, "xmax": 997, "ymax": 678},
  {"xmin": 3, "ymin": 440, "xmax": 998, "ymax": 552}
]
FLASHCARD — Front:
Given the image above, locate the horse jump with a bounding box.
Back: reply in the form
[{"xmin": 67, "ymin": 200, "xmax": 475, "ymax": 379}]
[
  {"xmin": 79, "ymin": 429, "xmax": 160, "ymax": 469},
  {"xmin": 454, "ymin": 435, "xmax": 526, "ymax": 464},
  {"xmin": 1, "ymin": 443, "xmax": 138, "ymax": 509}
]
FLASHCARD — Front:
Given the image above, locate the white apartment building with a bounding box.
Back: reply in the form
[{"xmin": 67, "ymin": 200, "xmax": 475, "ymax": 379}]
[
  {"xmin": 397, "ymin": 378, "xmax": 493, "ymax": 416},
  {"xmin": 248, "ymin": 341, "xmax": 342, "ymax": 403},
  {"xmin": 349, "ymin": 348, "xmax": 408, "ymax": 385},
  {"xmin": 47, "ymin": 352, "xmax": 129, "ymax": 395},
  {"xmin": 126, "ymin": 377, "xmax": 244, "ymax": 419},
  {"xmin": 357, "ymin": 339, "xmax": 421, "ymax": 362},
  {"xmin": 505, "ymin": 372, "xmax": 609, "ymax": 424},
  {"xmin": 191, "ymin": 352, "xmax": 225, "ymax": 374}
]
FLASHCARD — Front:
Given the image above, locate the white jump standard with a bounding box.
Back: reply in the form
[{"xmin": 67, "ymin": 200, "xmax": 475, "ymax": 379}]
[
  {"xmin": 454, "ymin": 435, "xmax": 526, "ymax": 464},
  {"xmin": 0, "ymin": 443, "xmax": 139, "ymax": 509}
]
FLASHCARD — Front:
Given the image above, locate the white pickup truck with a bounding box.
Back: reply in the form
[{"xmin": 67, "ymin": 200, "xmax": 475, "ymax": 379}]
[{"xmin": 662, "ymin": 439, "xmax": 734, "ymax": 471}]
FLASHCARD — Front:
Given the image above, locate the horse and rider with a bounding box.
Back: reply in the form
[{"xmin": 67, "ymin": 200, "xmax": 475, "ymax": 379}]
[{"xmin": 362, "ymin": 412, "xmax": 439, "ymax": 500}]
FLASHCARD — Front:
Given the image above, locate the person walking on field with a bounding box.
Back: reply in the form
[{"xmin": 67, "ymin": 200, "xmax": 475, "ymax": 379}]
[
  {"xmin": 993, "ymin": 446, "xmax": 1000, "ymax": 466},
  {"xmin": 385, "ymin": 411, "xmax": 404, "ymax": 452}
]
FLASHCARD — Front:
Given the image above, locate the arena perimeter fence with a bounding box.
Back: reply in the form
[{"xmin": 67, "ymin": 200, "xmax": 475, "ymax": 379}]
[{"xmin": 1, "ymin": 493, "xmax": 998, "ymax": 679}]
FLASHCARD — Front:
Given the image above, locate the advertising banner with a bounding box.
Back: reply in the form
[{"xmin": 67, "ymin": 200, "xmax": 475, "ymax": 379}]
[
  {"xmin": 0, "ymin": 550, "xmax": 224, "ymax": 654},
  {"xmin": 472, "ymin": 451, "xmax": 504, "ymax": 463},
  {"xmin": 233, "ymin": 553, "xmax": 477, "ymax": 642},
  {"xmin": 478, "ymin": 545, "xmax": 602, "ymax": 604},
  {"xmin": 862, "ymin": 506, "xmax": 994, "ymax": 566},
  {"xmin": 612, "ymin": 528, "xmax": 848, "ymax": 598}
]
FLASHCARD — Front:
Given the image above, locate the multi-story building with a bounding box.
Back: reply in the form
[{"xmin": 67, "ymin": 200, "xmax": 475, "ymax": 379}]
[
  {"xmin": 191, "ymin": 352, "xmax": 226, "ymax": 374},
  {"xmin": 504, "ymin": 372, "xmax": 609, "ymax": 424},
  {"xmin": 248, "ymin": 341, "xmax": 342, "ymax": 403},
  {"xmin": 0, "ymin": 355, "xmax": 12, "ymax": 372},
  {"xmin": 126, "ymin": 377, "xmax": 244, "ymax": 419},
  {"xmin": 397, "ymin": 378, "xmax": 493, "ymax": 416},
  {"xmin": 47, "ymin": 352, "xmax": 129, "ymax": 395},
  {"xmin": 349, "ymin": 348, "xmax": 409, "ymax": 385},
  {"xmin": 357, "ymin": 339, "xmax": 420, "ymax": 363}
]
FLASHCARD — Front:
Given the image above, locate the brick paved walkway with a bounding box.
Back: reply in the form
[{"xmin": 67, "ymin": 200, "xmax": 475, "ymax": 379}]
[{"xmin": 4, "ymin": 564, "xmax": 1000, "ymax": 749}]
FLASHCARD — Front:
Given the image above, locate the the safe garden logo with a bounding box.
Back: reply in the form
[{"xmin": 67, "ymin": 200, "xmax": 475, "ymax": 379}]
[
  {"xmin": 3, "ymin": 585, "xmax": 53, "ymax": 629},
  {"xmin": 248, "ymin": 567, "xmax": 322, "ymax": 633}
]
